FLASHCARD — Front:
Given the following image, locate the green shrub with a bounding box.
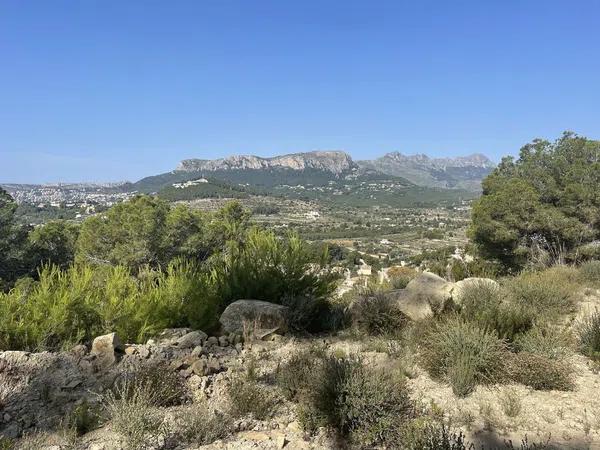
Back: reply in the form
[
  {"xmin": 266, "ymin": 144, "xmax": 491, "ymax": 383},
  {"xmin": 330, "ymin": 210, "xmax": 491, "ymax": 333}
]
[
  {"xmin": 580, "ymin": 260, "xmax": 600, "ymax": 284},
  {"xmin": 578, "ymin": 310, "xmax": 600, "ymax": 360},
  {"xmin": 459, "ymin": 281, "xmax": 534, "ymax": 342},
  {"xmin": 507, "ymin": 352, "xmax": 574, "ymax": 391},
  {"xmin": 514, "ymin": 324, "xmax": 572, "ymax": 360},
  {"xmin": 298, "ymin": 355, "xmax": 413, "ymax": 447},
  {"xmin": 0, "ymin": 260, "xmax": 220, "ymax": 351},
  {"xmin": 226, "ymin": 374, "xmax": 277, "ymax": 420},
  {"xmin": 276, "ymin": 346, "xmax": 326, "ymax": 401},
  {"xmin": 419, "ymin": 318, "xmax": 507, "ymax": 396},
  {"xmin": 504, "ymin": 269, "xmax": 577, "ymax": 319},
  {"xmin": 351, "ymin": 290, "xmax": 408, "ymax": 337},
  {"xmin": 213, "ymin": 228, "xmax": 339, "ymax": 311}
]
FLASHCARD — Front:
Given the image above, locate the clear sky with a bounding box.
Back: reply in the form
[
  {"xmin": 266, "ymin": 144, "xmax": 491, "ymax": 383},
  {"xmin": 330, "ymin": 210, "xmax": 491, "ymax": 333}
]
[{"xmin": 1, "ymin": 0, "xmax": 599, "ymax": 183}]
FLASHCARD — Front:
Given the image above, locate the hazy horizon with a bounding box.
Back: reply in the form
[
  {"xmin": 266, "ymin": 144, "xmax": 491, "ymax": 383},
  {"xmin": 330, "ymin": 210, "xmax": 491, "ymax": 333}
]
[{"xmin": 2, "ymin": 1, "xmax": 599, "ymax": 183}]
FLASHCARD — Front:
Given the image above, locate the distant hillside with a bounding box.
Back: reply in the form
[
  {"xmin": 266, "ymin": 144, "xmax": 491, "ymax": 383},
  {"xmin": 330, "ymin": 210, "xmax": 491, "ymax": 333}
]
[{"xmin": 357, "ymin": 152, "xmax": 495, "ymax": 190}]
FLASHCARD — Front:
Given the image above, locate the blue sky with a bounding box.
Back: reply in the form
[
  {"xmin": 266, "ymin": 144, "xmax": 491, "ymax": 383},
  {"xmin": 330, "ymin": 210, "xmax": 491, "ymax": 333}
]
[{"xmin": 1, "ymin": 0, "xmax": 599, "ymax": 183}]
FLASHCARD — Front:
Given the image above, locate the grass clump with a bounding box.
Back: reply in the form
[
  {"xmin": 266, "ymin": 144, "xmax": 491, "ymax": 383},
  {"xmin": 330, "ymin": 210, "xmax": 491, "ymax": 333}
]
[
  {"xmin": 514, "ymin": 324, "xmax": 572, "ymax": 360},
  {"xmin": 580, "ymin": 260, "xmax": 600, "ymax": 284},
  {"xmin": 123, "ymin": 361, "xmax": 187, "ymax": 407},
  {"xmin": 351, "ymin": 289, "xmax": 408, "ymax": 337},
  {"xmin": 578, "ymin": 310, "xmax": 600, "ymax": 360},
  {"xmin": 504, "ymin": 269, "xmax": 577, "ymax": 319},
  {"xmin": 507, "ymin": 352, "xmax": 574, "ymax": 391},
  {"xmin": 297, "ymin": 355, "xmax": 413, "ymax": 448},
  {"xmin": 62, "ymin": 400, "xmax": 101, "ymax": 436},
  {"xmin": 419, "ymin": 318, "xmax": 508, "ymax": 397},
  {"xmin": 226, "ymin": 373, "xmax": 278, "ymax": 420},
  {"xmin": 401, "ymin": 421, "xmax": 475, "ymax": 450},
  {"xmin": 498, "ymin": 387, "xmax": 522, "ymax": 418},
  {"xmin": 103, "ymin": 377, "xmax": 168, "ymax": 450},
  {"xmin": 459, "ymin": 281, "xmax": 535, "ymax": 342},
  {"xmin": 276, "ymin": 346, "xmax": 326, "ymax": 401},
  {"xmin": 174, "ymin": 403, "xmax": 231, "ymax": 445}
]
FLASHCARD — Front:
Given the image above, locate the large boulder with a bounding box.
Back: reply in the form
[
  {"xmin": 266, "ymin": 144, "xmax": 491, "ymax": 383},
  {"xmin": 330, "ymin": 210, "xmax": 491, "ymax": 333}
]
[
  {"xmin": 405, "ymin": 272, "xmax": 454, "ymax": 312},
  {"xmin": 220, "ymin": 300, "xmax": 289, "ymax": 334},
  {"xmin": 452, "ymin": 277, "xmax": 499, "ymax": 306},
  {"xmin": 387, "ymin": 289, "xmax": 433, "ymax": 321},
  {"xmin": 387, "ymin": 272, "xmax": 454, "ymax": 320}
]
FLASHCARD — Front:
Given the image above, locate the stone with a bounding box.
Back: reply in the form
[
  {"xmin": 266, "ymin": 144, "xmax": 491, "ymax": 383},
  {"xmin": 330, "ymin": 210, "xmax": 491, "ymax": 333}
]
[
  {"xmin": 191, "ymin": 345, "xmax": 203, "ymax": 357},
  {"xmin": 191, "ymin": 359, "xmax": 208, "ymax": 376},
  {"xmin": 388, "ymin": 271, "xmax": 454, "ymax": 320},
  {"xmin": 206, "ymin": 357, "xmax": 223, "ymax": 375},
  {"xmin": 155, "ymin": 328, "xmax": 192, "ymax": 345},
  {"xmin": 206, "ymin": 336, "xmax": 219, "ymax": 346},
  {"xmin": 452, "ymin": 277, "xmax": 499, "ymax": 306},
  {"xmin": 218, "ymin": 336, "xmax": 229, "ymax": 347},
  {"xmin": 174, "ymin": 330, "xmax": 208, "ymax": 349},
  {"xmin": 91, "ymin": 333, "xmax": 123, "ymax": 368},
  {"xmin": 220, "ymin": 299, "xmax": 289, "ymax": 334}
]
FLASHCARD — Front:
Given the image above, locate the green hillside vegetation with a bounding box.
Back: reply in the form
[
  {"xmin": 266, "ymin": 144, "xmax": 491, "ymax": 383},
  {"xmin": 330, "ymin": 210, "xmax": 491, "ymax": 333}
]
[
  {"xmin": 470, "ymin": 132, "xmax": 600, "ymax": 271},
  {"xmin": 158, "ymin": 179, "xmax": 251, "ymax": 201}
]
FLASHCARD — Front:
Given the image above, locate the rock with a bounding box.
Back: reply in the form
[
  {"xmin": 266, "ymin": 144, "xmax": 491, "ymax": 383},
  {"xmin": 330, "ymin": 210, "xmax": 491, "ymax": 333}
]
[
  {"xmin": 174, "ymin": 330, "xmax": 207, "ymax": 349},
  {"xmin": 91, "ymin": 333, "xmax": 123, "ymax": 368},
  {"xmin": 155, "ymin": 328, "xmax": 192, "ymax": 345},
  {"xmin": 206, "ymin": 357, "xmax": 223, "ymax": 375},
  {"xmin": 220, "ymin": 299, "xmax": 289, "ymax": 334},
  {"xmin": 388, "ymin": 271, "xmax": 454, "ymax": 320},
  {"xmin": 191, "ymin": 359, "xmax": 208, "ymax": 376},
  {"xmin": 191, "ymin": 345, "xmax": 203, "ymax": 357},
  {"xmin": 70, "ymin": 344, "xmax": 88, "ymax": 358},
  {"xmin": 218, "ymin": 335, "xmax": 229, "ymax": 347},
  {"xmin": 452, "ymin": 277, "xmax": 499, "ymax": 306},
  {"xmin": 206, "ymin": 336, "xmax": 219, "ymax": 346}
]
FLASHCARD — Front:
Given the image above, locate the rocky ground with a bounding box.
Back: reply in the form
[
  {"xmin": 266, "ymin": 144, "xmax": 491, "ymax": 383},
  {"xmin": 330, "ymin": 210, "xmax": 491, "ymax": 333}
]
[{"xmin": 3, "ymin": 282, "xmax": 600, "ymax": 449}]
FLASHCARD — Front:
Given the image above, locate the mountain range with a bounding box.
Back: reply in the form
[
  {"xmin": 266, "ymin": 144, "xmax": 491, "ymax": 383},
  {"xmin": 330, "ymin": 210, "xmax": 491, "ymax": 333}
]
[{"xmin": 133, "ymin": 150, "xmax": 494, "ymax": 193}]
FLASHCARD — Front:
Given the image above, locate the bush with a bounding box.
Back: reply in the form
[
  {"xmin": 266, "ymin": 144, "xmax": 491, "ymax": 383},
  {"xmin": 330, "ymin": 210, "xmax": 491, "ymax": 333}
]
[
  {"xmin": 120, "ymin": 362, "xmax": 187, "ymax": 407},
  {"xmin": 174, "ymin": 403, "xmax": 231, "ymax": 445},
  {"xmin": 227, "ymin": 374, "xmax": 277, "ymax": 420},
  {"xmin": 351, "ymin": 290, "xmax": 408, "ymax": 337},
  {"xmin": 514, "ymin": 324, "xmax": 572, "ymax": 360},
  {"xmin": 459, "ymin": 281, "xmax": 535, "ymax": 342},
  {"xmin": 578, "ymin": 310, "xmax": 600, "ymax": 360},
  {"xmin": 387, "ymin": 266, "xmax": 417, "ymax": 289},
  {"xmin": 401, "ymin": 421, "xmax": 475, "ymax": 450},
  {"xmin": 276, "ymin": 346, "xmax": 326, "ymax": 401},
  {"xmin": 0, "ymin": 261, "xmax": 221, "ymax": 351},
  {"xmin": 298, "ymin": 355, "xmax": 413, "ymax": 447},
  {"xmin": 507, "ymin": 352, "xmax": 574, "ymax": 391},
  {"xmin": 504, "ymin": 269, "xmax": 577, "ymax": 319},
  {"xmin": 103, "ymin": 377, "xmax": 168, "ymax": 450},
  {"xmin": 419, "ymin": 318, "xmax": 508, "ymax": 397},
  {"xmin": 212, "ymin": 228, "xmax": 339, "ymax": 312},
  {"xmin": 498, "ymin": 388, "xmax": 522, "ymax": 418},
  {"xmin": 580, "ymin": 260, "xmax": 600, "ymax": 284}
]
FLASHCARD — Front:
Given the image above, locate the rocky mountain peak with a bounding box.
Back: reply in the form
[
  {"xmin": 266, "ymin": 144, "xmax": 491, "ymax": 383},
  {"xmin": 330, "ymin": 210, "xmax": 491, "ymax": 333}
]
[{"xmin": 176, "ymin": 150, "xmax": 355, "ymax": 175}]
